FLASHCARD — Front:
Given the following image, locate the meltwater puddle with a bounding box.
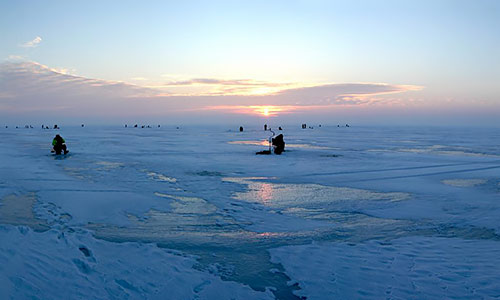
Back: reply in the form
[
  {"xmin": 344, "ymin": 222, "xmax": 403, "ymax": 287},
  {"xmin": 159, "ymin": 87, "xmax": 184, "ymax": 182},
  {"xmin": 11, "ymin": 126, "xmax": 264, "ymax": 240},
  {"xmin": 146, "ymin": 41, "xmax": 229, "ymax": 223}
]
[{"xmin": 223, "ymin": 177, "xmax": 409, "ymax": 220}]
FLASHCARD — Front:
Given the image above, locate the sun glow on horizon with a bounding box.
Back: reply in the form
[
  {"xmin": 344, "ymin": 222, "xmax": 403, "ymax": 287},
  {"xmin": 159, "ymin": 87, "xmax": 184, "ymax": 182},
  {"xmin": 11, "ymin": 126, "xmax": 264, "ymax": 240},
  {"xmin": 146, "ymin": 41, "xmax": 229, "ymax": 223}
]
[
  {"xmin": 252, "ymin": 105, "xmax": 293, "ymax": 117},
  {"xmin": 206, "ymin": 105, "xmax": 303, "ymax": 117}
]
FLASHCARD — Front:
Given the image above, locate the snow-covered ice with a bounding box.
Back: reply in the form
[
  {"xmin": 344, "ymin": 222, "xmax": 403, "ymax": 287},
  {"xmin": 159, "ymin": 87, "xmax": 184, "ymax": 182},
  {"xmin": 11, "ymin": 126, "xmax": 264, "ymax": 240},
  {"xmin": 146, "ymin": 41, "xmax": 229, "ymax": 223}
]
[
  {"xmin": 1, "ymin": 124, "xmax": 499, "ymax": 299},
  {"xmin": 270, "ymin": 237, "xmax": 500, "ymax": 300}
]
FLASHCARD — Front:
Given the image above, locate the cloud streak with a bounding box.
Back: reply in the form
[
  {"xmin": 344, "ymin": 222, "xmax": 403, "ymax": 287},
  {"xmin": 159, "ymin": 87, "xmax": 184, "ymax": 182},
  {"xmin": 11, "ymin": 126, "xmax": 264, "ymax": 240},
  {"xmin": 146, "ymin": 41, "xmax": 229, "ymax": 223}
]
[
  {"xmin": 0, "ymin": 60, "xmax": 423, "ymax": 120},
  {"xmin": 0, "ymin": 61, "xmax": 156, "ymax": 99},
  {"xmin": 161, "ymin": 78, "xmax": 293, "ymax": 96},
  {"xmin": 20, "ymin": 36, "xmax": 42, "ymax": 48}
]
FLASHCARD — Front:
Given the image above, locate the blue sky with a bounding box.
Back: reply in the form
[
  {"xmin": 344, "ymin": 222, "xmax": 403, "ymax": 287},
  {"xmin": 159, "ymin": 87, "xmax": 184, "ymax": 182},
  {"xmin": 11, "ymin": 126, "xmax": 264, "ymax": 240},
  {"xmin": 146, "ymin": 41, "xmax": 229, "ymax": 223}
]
[{"xmin": 1, "ymin": 0, "xmax": 499, "ymax": 124}]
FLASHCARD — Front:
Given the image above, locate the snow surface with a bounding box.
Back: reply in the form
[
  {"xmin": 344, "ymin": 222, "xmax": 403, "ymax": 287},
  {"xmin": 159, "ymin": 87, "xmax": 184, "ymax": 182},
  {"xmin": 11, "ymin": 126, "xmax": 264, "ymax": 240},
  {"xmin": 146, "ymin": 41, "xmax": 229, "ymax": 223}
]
[
  {"xmin": 1, "ymin": 124, "xmax": 500, "ymax": 299},
  {"xmin": 270, "ymin": 237, "xmax": 500, "ymax": 300},
  {"xmin": 0, "ymin": 225, "xmax": 274, "ymax": 300}
]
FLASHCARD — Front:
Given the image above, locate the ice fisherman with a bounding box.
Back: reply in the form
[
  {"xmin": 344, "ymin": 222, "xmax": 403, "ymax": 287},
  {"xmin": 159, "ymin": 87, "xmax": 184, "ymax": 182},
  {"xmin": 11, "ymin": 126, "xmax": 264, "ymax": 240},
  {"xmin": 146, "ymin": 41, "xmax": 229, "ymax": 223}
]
[
  {"xmin": 272, "ymin": 134, "xmax": 285, "ymax": 154},
  {"xmin": 256, "ymin": 133, "xmax": 285, "ymax": 155},
  {"xmin": 52, "ymin": 134, "xmax": 69, "ymax": 155}
]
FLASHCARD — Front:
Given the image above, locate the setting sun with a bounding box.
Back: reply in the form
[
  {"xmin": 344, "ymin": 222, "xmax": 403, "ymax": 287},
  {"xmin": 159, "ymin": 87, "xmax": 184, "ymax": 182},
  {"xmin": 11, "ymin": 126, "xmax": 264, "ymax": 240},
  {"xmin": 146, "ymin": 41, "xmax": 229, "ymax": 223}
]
[
  {"xmin": 252, "ymin": 106, "xmax": 291, "ymax": 117},
  {"xmin": 206, "ymin": 105, "xmax": 304, "ymax": 117}
]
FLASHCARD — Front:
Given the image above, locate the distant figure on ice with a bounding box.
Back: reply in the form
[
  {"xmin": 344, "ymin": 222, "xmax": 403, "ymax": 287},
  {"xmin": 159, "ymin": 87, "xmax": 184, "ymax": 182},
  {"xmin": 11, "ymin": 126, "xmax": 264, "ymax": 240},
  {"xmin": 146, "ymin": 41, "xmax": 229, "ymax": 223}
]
[
  {"xmin": 302, "ymin": 123, "xmax": 307, "ymax": 129},
  {"xmin": 52, "ymin": 134, "xmax": 69, "ymax": 155},
  {"xmin": 239, "ymin": 126, "xmax": 244, "ymax": 132},
  {"xmin": 272, "ymin": 134, "xmax": 285, "ymax": 154},
  {"xmin": 264, "ymin": 124, "xmax": 267, "ymax": 131}
]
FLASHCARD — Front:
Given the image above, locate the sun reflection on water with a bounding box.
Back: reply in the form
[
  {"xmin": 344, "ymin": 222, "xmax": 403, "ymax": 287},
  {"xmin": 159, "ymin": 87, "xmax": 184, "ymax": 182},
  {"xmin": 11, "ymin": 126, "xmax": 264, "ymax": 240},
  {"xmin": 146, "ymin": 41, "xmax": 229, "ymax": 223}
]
[{"xmin": 256, "ymin": 182, "xmax": 273, "ymax": 204}]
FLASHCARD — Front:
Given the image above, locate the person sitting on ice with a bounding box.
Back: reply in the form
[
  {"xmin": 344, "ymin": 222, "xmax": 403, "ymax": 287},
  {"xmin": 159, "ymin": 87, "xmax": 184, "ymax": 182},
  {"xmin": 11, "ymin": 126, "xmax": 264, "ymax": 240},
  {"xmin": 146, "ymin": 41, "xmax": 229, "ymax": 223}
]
[
  {"xmin": 52, "ymin": 134, "xmax": 69, "ymax": 155},
  {"xmin": 272, "ymin": 134, "xmax": 285, "ymax": 154}
]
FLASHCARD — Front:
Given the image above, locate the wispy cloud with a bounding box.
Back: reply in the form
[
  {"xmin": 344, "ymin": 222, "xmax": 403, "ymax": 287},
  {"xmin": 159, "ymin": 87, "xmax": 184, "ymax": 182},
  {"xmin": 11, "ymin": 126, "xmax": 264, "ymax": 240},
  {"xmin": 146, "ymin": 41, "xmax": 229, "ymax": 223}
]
[
  {"xmin": 272, "ymin": 83, "xmax": 422, "ymax": 106},
  {"xmin": 165, "ymin": 78, "xmax": 285, "ymax": 87},
  {"xmin": 20, "ymin": 36, "xmax": 42, "ymax": 48},
  {"xmin": 7, "ymin": 55, "xmax": 26, "ymax": 61},
  {"xmin": 0, "ymin": 61, "xmax": 156, "ymax": 98},
  {"xmin": 161, "ymin": 78, "xmax": 293, "ymax": 96}
]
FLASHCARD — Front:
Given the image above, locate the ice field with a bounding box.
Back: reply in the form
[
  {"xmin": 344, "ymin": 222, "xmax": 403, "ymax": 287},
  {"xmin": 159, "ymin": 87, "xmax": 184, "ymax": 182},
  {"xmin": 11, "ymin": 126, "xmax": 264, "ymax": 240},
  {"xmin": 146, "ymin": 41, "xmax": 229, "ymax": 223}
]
[{"xmin": 1, "ymin": 124, "xmax": 500, "ymax": 299}]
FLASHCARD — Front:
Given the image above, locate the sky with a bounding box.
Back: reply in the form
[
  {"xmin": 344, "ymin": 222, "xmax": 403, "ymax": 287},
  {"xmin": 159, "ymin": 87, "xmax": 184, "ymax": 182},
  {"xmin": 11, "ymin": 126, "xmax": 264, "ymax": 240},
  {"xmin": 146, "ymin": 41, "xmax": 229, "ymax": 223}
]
[{"xmin": 1, "ymin": 0, "xmax": 499, "ymax": 125}]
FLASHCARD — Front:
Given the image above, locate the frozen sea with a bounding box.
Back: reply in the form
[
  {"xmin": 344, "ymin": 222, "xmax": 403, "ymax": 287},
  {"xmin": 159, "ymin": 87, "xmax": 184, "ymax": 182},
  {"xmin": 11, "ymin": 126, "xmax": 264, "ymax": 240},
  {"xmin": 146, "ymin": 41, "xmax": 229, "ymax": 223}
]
[{"xmin": 1, "ymin": 124, "xmax": 500, "ymax": 299}]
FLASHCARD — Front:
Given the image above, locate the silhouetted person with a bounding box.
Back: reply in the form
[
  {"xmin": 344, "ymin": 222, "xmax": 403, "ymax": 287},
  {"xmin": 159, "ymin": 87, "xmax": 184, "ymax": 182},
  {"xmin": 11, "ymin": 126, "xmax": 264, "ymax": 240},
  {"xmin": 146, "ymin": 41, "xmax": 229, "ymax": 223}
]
[
  {"xmin": 264, "ymin": 124, "xmax": 267, "ymax": 131},
  {"xmin": 52, "ymin": 134, "xmax": 68, "ymax": 155},
  {"xmin": 239, "ymin": 126, "xmax": 244, "ymax": 132},
  {"xmin": 134, "ymin": 124, "xmax": 138, "ymax": 128},
  {"xmin": 272, "ymin": 134, "xmax": 285, "ymax": 155},
  {"xmin": 278, "ymin": 126, "xmax": 282, "ymax": 130},
  {"xmin": 81, "ymin": 124, "xmax": 84, "ymax": 127},
  {"xmin": 302, "ymin": 124, "xmax": 307, "ymax": 129}
]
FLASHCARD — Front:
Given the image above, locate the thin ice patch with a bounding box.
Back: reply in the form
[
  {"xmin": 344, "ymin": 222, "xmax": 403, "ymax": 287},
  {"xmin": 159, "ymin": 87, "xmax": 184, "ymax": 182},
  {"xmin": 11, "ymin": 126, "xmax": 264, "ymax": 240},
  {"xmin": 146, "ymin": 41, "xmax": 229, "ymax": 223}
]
[
  {"xmin": 396, "ymin": 145, "xmax": 499, "ymax": 158},
  {"xmin": 442, "ymin": 179, "xmax": 487, "ymax": 187},
  {"xmin": 0, "ymin": 193, "xmax": 49, "ymax": 231},
  {"xmin": 94, "ymin": 161, "xmax": 124, "ymax": 170},
  {"xmin": 154, "ymin": 193, "xmax": 217, "ymax": 214},
  {"xmin": 147, "ymin": 172, "xmax": 177, "ymax": 183}
]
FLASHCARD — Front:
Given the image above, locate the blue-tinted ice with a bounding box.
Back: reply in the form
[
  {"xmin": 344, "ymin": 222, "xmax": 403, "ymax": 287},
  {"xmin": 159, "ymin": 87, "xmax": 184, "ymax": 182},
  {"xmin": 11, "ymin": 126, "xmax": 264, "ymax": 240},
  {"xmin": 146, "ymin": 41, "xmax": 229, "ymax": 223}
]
[{"xmin": 1, "ymin": 125, "xmax": 500, "ymax": 299}]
